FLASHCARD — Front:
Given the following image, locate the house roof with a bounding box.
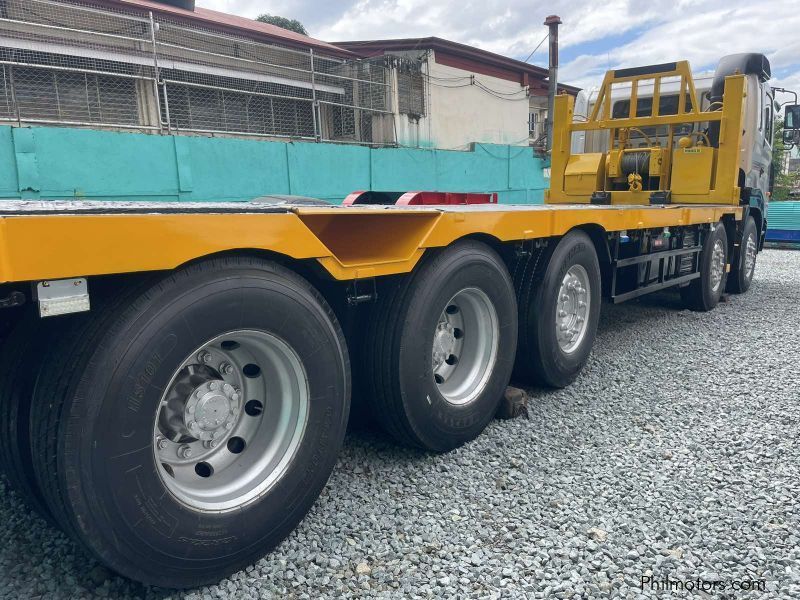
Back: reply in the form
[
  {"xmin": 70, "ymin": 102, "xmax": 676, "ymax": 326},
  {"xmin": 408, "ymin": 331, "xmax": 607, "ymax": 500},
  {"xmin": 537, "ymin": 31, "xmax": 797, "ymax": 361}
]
[
  {"xmin": 96, "ymin": 0, "xmax": 353, "ymax": 58},
  {"xmin": 335, "ymin": 37, "xmax": 580, "ymax": 95}
]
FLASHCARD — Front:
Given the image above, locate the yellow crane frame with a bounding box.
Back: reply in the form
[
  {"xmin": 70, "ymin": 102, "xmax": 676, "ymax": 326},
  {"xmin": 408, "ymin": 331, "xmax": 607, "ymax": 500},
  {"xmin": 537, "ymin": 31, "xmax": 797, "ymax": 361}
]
[{"xmin": 546, "ymin": 61, "xmax": 747, "ymax": 206}]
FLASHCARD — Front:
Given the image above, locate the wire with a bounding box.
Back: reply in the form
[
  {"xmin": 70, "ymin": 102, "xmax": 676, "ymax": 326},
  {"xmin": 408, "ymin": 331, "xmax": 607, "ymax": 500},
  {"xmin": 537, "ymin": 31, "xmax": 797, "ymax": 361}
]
[
  {"xmin": 428, "ymin": 81, "xmax": 474, "ymax": 89},
  {"xmin": 475, "ymin": 82, "xmax": 528, "ymax": 98},
  {"xmin": 522, "ymin": 32, "xmax": 549, "ymax": 64}
]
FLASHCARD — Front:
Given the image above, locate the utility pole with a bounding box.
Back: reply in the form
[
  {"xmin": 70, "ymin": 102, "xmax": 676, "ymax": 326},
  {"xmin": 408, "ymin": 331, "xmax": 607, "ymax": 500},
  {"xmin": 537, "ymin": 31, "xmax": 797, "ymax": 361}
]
[{"xmin": 544, "ymin": 14, "xmax": 561, "ymax": 153}]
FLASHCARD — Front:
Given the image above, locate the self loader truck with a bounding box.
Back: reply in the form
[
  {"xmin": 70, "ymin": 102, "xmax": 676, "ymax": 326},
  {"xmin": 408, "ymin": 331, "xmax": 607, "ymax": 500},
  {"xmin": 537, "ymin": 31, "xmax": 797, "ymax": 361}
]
[{"xmin": 0, "ymin": 53, "xmax": 788, "ymax": 587}]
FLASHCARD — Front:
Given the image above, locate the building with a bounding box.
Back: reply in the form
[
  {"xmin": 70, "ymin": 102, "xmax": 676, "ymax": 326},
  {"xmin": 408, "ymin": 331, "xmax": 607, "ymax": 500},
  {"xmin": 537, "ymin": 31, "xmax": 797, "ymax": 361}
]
[
  {"xmin": 0, "ymin": 0, "xmax": 392, "ymax": 144},
  {"xmin": 0, "ymin": 0, "xmax": 574, "ymax": 204},
  {"xmin": 336, "ymin": 37, "xmax": 579, "ymax": 150}
]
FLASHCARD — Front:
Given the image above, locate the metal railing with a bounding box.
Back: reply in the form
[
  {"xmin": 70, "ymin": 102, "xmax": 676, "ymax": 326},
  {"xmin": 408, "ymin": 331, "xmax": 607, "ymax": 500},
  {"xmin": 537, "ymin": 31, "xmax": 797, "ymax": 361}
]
[{"xmin": 0, "ymin": 0, "xmax": 396, "ymax": 145}]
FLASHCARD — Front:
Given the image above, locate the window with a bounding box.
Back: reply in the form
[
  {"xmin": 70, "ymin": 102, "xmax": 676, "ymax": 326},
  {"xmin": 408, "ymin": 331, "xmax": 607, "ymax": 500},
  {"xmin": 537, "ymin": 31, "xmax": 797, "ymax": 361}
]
[
  {"xmin": 529, "ymin": 111, "xmax": 538, "ymax": 134},
  {"xmin": 164, "ymin": 80, "xmax": 316, "ymax": 138},
  {"xmin": 397, "ymin": 69, "xmax": 425, "ymax": 117},
  {"xmin": 10, "ymin": 66, "xmax": 139, "ymax": 125},
  {"xmin": 612, "ymin": 93, "xmax": 693, "ymax": 119},
  {"xmin": 764, "ymin": 92, "xmax": 773, "ymax": 146}
]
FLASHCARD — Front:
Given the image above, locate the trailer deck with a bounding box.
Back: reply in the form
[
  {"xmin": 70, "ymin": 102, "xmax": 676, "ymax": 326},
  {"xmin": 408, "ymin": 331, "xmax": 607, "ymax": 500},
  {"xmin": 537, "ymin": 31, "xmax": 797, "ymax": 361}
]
[{"xmin": 0, "ymin": 200, "xmax": 741, "ymax": 283}]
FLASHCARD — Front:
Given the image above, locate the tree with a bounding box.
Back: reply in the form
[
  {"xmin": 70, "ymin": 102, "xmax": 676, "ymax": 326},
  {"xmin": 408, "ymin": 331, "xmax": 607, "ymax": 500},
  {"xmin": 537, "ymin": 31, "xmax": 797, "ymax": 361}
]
[
  {"xmin": 772, "ymin": 118, "xmax": 800, "ymax": 200},
  {"xmin": 256, "ymin": 14, "xmax": 308, "ymax": 36}
]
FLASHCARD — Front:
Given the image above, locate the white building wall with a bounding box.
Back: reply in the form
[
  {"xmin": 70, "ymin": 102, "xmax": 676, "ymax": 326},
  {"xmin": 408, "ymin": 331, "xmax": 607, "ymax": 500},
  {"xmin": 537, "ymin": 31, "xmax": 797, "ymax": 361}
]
[{"xmin": 393, "ymin": 50, "xmax": 532, "ymax": 150}]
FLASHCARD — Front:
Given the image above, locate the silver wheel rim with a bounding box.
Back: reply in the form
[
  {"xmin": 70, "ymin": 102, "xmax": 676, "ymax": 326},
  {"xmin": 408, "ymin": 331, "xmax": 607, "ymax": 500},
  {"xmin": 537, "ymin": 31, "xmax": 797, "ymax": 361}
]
[
  {"xmin": 432, "ymin": 288, "xmax": 499, "ymax": 406},
  {"xmin": 556, "ymin": 265, "xmax": 591, "ymax": 354},
  {"xmin": 744, "ymin": 232, "xmax": 757, "ymax": 280},
  {"xmin": 710, "ymin": 239, "xmax": 726, "ymax": 292},
  {"xmin": 154, "ymin": 330, "xmax": 309, "ymax": 512}
]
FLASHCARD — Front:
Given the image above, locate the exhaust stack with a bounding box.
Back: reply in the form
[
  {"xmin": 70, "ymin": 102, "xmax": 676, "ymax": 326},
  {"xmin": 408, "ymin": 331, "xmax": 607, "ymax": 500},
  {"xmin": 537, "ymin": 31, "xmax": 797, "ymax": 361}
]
[{"xmin": 544, "ymin": 14, "xmax": 561, "ymax": 153}]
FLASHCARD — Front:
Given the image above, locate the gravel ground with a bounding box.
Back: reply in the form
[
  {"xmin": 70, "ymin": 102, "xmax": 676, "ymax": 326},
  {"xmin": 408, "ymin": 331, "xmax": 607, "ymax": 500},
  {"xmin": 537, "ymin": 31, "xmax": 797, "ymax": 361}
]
[{"xmin": 1, "ymin": 248, "xmax": 799, "ymax": 600}]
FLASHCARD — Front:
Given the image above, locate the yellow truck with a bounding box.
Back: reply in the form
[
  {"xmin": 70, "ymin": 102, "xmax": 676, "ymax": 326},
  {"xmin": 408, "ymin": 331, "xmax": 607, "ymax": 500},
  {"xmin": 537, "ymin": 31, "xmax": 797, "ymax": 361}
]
[{"xmin": 0, "ymin": 54, "xmax": 786, "ymax": 587}]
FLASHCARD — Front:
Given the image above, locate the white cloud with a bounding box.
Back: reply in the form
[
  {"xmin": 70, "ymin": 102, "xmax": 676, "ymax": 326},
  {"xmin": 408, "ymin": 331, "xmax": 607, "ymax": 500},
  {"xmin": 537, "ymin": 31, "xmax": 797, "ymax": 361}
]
[{"xmin": 196, "ymin": 0, "xmax": 800, "ymax": 97}]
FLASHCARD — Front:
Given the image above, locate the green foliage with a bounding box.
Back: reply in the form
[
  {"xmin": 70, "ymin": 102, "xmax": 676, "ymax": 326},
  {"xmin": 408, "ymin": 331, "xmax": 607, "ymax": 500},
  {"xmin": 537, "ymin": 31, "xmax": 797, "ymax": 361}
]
[
  {"xmin": 773, "ymin": 118, "xmax": 800, "ymax": 200},
  {"xmin": 255, "ymin": 14, "xmax": 308, "ymax": 36}
]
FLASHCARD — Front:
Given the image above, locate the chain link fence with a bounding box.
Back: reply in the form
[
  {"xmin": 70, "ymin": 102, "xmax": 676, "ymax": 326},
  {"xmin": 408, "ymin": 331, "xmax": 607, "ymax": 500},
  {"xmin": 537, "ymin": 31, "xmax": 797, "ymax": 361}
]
[{"xmin": 0, "ymin": 0, "xmax": 397, "ymax": 144}]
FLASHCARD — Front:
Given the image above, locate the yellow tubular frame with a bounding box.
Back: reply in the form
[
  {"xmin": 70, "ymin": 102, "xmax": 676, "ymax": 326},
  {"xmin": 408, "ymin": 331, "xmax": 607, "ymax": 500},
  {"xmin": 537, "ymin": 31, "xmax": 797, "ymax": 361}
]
[{"xmin": 547, "ymin": 61, "xmax": 747, "ymax": 206}]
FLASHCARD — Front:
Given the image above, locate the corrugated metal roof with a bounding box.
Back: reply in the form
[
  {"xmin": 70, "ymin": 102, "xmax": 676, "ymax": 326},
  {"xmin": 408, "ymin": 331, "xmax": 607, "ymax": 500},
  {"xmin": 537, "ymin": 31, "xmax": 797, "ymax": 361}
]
[
  {"xmin": 97, "ymin": 0, "xmax": 353, "ymax": 57},
  {"xmin": 768, "ymin": 201, "xmax": 800, "ymax": 231}
]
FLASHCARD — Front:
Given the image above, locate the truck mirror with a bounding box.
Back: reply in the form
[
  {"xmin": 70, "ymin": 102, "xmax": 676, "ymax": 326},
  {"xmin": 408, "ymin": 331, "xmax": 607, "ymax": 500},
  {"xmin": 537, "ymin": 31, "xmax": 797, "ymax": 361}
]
[{"xmin": 785, "ymin": 105, "xmax": 800, "ymax": 130}]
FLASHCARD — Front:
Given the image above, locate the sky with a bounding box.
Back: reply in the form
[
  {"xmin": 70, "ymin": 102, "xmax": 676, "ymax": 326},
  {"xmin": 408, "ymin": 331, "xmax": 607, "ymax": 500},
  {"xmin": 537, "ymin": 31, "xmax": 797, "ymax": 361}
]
[{"xmin": 196, "ymin": 0, "xmax": 800, "ymax": 102}]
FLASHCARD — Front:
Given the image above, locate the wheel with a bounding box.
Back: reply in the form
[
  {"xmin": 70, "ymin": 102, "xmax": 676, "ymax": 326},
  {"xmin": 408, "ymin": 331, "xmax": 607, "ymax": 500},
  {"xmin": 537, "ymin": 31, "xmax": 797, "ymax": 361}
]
[
  {"xmin": 514, "ymin": 230, "xmax": 601, "ymax": 388},
  {"xmin": 680, "ymin": 222, "xmax": 728, "ymax": 311},
  {"xmin": 28, "ymin": 256, "xmax": 350, "ymax": 587},
  {"xmin": 0, "ymin": 306, "xmax": 58, "ymax": 521},
  {"xmin": 726, "ymin": 216, "xmax": 757, "ymax": 294},
  {"xmin": 365, "ymin": 240, "xmax": 517, "ymax": 453}
]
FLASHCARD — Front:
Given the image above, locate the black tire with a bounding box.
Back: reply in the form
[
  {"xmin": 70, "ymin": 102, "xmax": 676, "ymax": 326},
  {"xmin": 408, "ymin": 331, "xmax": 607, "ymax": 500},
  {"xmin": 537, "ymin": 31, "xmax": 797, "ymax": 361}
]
[
  {"xmin": 365, "ymin": 240, "xmax": 517, "ymax": 453},
  {"xmin": 0, "ymin": 306, "xmax": 59, "ymax": 522},
  {"xmin": 28, "ymin": 256, "xmax": 350, "ymax": 588},
  {"xmin": 680, "ymin": 222, "xmax": 728, "ymax": 311},
  {"xmin": 727, "ymin": 216, "xmax": 757, "ymax": 294},
  {"xmin": 514, "ymin": 230, "xmax": 601, "ymax": 388}
]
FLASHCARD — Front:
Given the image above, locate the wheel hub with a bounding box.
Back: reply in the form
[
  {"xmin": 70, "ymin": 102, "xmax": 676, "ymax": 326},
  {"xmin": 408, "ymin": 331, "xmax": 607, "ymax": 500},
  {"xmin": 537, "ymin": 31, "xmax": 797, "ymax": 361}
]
[
  {"xmin": 744, "ymin": 232, "xmax": 757, "ymax": 279},
  {"xmin": 556, "ymin": 265, "xmax": 590, "ymax": 354},
  {"xmin": 184, "ymin": 380, "xmax": 238, "ymax": 441},
  {"xmin": 431, "ymin": 288, "xmax": 499, "ymax": 406},
  {"xmin": 433, "ymin": 323, "xmax": 457, "ymax": 370},
  {"xmin": 153, "ymin": 330, "xmax": 309, "ymax": 512},
  {"xmin": 710, "ymin": 239, "xmax": 725, "ymax": 292}
]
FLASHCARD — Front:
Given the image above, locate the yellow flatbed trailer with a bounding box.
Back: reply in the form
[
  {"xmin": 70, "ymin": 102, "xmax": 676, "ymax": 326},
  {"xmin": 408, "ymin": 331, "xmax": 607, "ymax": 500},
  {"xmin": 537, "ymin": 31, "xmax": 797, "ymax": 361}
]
[
  {"xmin": 0, "ymin": 58, "xmax": 771, "ymax": 587},
  {"xmin": 0, "ymin": 200, "xmax": 740, "ymax": 283}
]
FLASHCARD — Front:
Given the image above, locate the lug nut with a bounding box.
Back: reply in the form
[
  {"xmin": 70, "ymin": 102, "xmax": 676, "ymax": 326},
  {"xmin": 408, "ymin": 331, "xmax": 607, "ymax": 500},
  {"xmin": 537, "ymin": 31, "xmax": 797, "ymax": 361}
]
[
  {"xmin": 197, "ymin": 351, "xmax": 212, "ymax": 364},
  {"xmin": 220, "ymin": 362, "xmax": 234, "ymax": 375},
  {"xmin": 178, "ymin": 444, "xmax": 192, "ymax": 459},
  {"xmin": 156, "ymin": 437, "xmax": 168, "ymax": 450}
]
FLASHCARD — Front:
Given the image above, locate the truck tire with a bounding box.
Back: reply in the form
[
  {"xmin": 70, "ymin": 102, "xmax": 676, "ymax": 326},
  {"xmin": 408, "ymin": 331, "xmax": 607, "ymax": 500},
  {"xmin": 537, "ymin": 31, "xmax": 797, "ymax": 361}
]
[
  {"xmin": 680, "ymin": 222, "xmax": 728, "ymax": 311},
  {"xmin": 365, "ymin": 240, "xmax": 517, "ymax": 453},
  {"xmin": 727, "ymin": 216, "xmax": 757, "ymax": 294},
  {"xmin": 0, "ymin": 306, "xmax": 58, "ymax": 521},
  {"xmin": 28, "ymin": 256, "xmax": 350, "ymax": 588},
  {"xmin": 514, "ymin": 230, "xmax": 601, "ymax": 388}
]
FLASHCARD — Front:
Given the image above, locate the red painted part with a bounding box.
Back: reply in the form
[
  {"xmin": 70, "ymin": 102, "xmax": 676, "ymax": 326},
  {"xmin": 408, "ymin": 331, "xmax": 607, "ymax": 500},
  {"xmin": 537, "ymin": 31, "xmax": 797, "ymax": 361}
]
[
  {"xmin": 343, "ymin": 191, "xmax": 498, "ymax": 206},
  {"xmin": 396, "ymin": 192, "xmax": 498, "ymax": 206},
  {"xmin": 342, "ymin": 191, "xmax": 366, "ymax": 207}
]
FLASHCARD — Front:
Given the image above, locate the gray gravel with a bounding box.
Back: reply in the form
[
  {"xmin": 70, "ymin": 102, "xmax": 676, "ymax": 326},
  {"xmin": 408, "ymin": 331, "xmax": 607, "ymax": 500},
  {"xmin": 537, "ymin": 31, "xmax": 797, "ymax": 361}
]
[{"xmin": 2, "ymin": 249, "xmax": 799, "ymax": 599}]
